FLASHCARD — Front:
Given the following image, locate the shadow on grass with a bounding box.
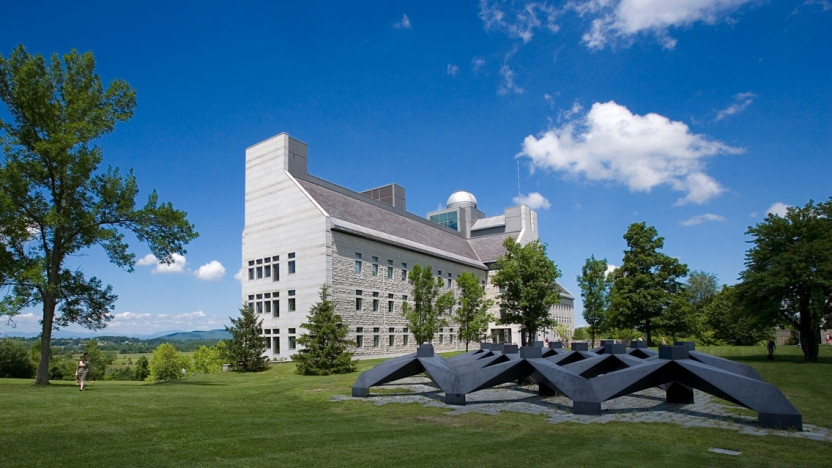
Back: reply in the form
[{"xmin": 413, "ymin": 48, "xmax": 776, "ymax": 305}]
[{"xmin": 154, "ymin": 380, "xmax": 228, "ymax": 386}]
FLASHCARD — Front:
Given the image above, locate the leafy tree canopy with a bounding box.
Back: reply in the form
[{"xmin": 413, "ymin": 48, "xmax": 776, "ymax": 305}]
[
  {"xmin": 738, "ymin": 198, "xmax": 832, "ymax": 362},
  {"xmin": 402, "ymin": 264, "xmax": 454, "ymax": 345},
  {"xmin": 0, "ymin": 45, "xmax": 197, "ymax": 384},
  {"xmin": 453, "ymin": 271, "xmax": 493, "ymax": 351},
  {"xmin": 492, "ymin": 238, "xmax": 561, "ymax": 345},
  {"xmin": 705, "ymin": 285, "xmax": 772, "ymax": 346},
  {"xmin": 293, "ymin": 285, "xmax": 356, "ymax": 375},
  {"xmin": 148, "ymin": 343, "xmax": 185, "ymax": 382},
  {"xmin": 608, "ymin": 222, "xmax": 688, "ymax": 345}
]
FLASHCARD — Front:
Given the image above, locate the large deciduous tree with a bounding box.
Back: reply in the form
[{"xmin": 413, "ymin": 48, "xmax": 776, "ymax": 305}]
[
  {"xmin": 492, "ymin": 238, "xmax": 561, "ymax": 346},
  {"xmin": 453, "ymin": 271, "xmax": 493, "ymax": 351},
  {"xmin": 738, "ymin": 199, "xmax": 832, "ymax": 362},
  {"xmin": 608, "ymin": 222, "xmax": 688, "ymax": 346},
  {"xmin": 705, "ymin": 285, "xmax": 772, "ymax": 346},
  {"xmin": 577, "ymin": 255, "xmax": 611, "ymax": 348},
  {"xmin": 0, "ymin": 46, "xmax": 197, "ymax": 384},
  {"xmin": 224, "ymin": 305, "xmax": 268, "ymax": 372},
  {"xmin": 293, "ymin": 285, "xmax": 356, "ymax": 375},
  {"xmin": 402, "ymin": 264, "xmax": 455, "ymax": 345}
]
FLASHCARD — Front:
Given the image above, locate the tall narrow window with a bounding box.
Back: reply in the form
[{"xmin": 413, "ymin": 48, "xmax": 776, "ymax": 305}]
[
  {"xmin": 356, "ymin": 327, "xmax": 363, "ymax": 348},
  {"xmin": 264, "ymin": 265, "xmax": 271, "ymax": 277},
  {"xmin": 354, "ymin": 253, "xmax": 362, "ymax": 274},
  {"xmin": 387, "ymin": 260, "xmax": 393, "ymax": 279},
  {"xmin": 372, "ymin": 256, "xmax": 378, "ymax": 277},
  {"xmin": 355, "ymin": 290, "xmax": 363, "ymax": 310},
  {"xmin": 372, "ymin": 292, "xmax": 379, "ymax": 311},
  {"xmin": 248, "ymin": 268, "xmax": 254, "ymax": 280},
  {"xmin": 256, "ymin": 266, "xmax": 263, "ymax": 279},
  {"xmin": 388, "ymin": 293, "xmax": 394, "ymax": 313},
  {"xmin": 401, "ymin": 263, "xmax": 407, "ymax": 281},
  {"xmin": 288, "ymin": 290, "xmax": 296, "ymax": 312},
  {"xmin": 288, "ymin": 252, "xmax": 296, "ymax": 274},
  {"xmin": 273, "ymin": 263, "xmax": 280, "ymax": 281}
]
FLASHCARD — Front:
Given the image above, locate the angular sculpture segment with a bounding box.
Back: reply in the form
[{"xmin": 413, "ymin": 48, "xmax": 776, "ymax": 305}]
[{"xmin": 351, "ymin": 342, "xmax": 802, "ymax": 430}]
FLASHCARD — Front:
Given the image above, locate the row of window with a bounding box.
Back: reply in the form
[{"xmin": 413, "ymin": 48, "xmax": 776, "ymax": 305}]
[
  {"xmin": 353, "ymin": 326, "xmax": 456, "ymax": 347},
  {"xmin": 353, "ymin": 253, "xmax": 488, "ymax": 292},
  {"xmin": 247, "ymin": 253, "xmax": 295, "ymax": 281},
  {"xmin": 247, "ymin": 290, "xmax": 295, "ymax": 317},
  {"xmin": 260, "ymin": 328, "xmax": 297, "ymax": 353},
  {"xmin": 354, "ymin": 290, "xmax": 408, "ymax": 312}
]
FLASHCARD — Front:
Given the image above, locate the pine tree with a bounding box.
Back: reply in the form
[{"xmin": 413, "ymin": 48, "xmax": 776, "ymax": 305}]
[
  {"xmin": 293, "ymin": 285, "xmax": 356, "ymax": 375},
  {"xmin": 224, "ymin": 305, "xmax": 268, "ymax": 372}
]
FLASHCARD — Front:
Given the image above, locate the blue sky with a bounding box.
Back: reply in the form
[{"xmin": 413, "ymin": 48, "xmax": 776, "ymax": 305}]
[{"xmin": 1, "ymin": 1, "xmax": 830, "ymax": 337}]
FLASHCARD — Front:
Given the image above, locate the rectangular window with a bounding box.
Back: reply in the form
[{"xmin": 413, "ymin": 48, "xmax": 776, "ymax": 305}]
[
  {"xmin": 248, "ymin": 295, "xmax": 255, "ymax": 300},
  {"xmin": 403, "ymin": 334, "xmax": 409, "ymax": 346},
  {"xmin": 288, "ymin": 336, "xmax": 296, "ymax": 350},
  {"xmin": 373, "ymin": 334, "xmax": 380, "ymax": 348},
  {"xmin": 272, "ymin": 256, "xmax": 279, "ymax": 262},
  {"xmin": 354, "ymin": 253, "xmax": 362, "ymax": 274},
  {"xmin": 388, "ymin": 301, "xmax": 394, "ymax": 313},
  {"xmin": 273, "ymin": 299, "xmax": 279, "ymax": 318},
  {"xmin": 264, "ymin": 335, "xmax": 271, "ymax": 349},
  {"xmin": 264, "ymin": 265, "xmax": 271, "ymax": 277},
  {"xmin": 288, "ymin": 261, "xmax": 295, "ymax": 274},
  {"xmin": 439, "ymin": 335, "xmax": 444, "ymax": 345},
  {"xmin": 447, "ymin": 278, "xmax": 452, "ymax": 288},
  {"xmin": 256, "ymin": 294, "xmax": 262, "ymax": 299},
  {"xmin": 247, "ymin": 302, "xmax": 254, "ymax": 312},
  {"xmin": 401, "ymin": 263, "xmax": 407, "ymax": 281},
  {"xmin": 288, "ymin": 253, "xmax": 295, "ymax": 259},
  {"xmin": 248, "ymin": 260, "xmax": 255, "ymax": 266},
  {"xmin": 387, "ymin": 266, "xmax": 393, "ymax": 279},
  {"xmin": 402, "ymin": 295, "xmax": 408, "ymax": 301},
  {"xmin": 256, "ymin": 301, "xmax": 263, "ymax": 314},
  {"xmin": 355, "ymin": 289, "xmax": 363, "ymax": 311},
  {"xmin": 372, "ymin": 256, "xmax": 378, "ymax": 277},
  {"xmin": 256, "ymin": 259, "xmax": 262, "ymax": 265},
  {"xmin": 288, "ymin": 298, "xmax": 296, "ymax": 312},
  {"xmin": 389, "ymin": 334, "xmax": 395, "ymax": 347},
  {"xmin": 263, "ymin": 257, "xmax": 270, "ymax": 264},
  {"xmin": 273, "ymin": 337, "xmax": 280, "ymax": 354},
  {"xmin": 373, "ymin": 299, "xmax": 379, "ymax": 311},
  {"xmin": 248, "ymin": 268, "xmax": 254, "ymax": 280},
  {"xmin": 273, "ymin": 264, "xmax": 279, "ymax": 281},
  {"xmin": 256, "ymin": 266, "xmax": 263, "ymax": 279},
  {"xmin": 264, "ymin": 292, "xmax": 271, "ymax": 298},
  {"xmin": 450, "ymin": 335, "xmax": 454, "ymax": 344},
  {"xmin": 264, "ymin": 301, "xmax": 271, "ymax": 314},
  {"xmin": 356, "ymin": 335, "xmax": 363, "ymax": 348}
]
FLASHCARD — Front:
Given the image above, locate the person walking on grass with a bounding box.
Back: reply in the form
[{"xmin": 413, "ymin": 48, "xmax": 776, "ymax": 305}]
[
  {"xmin": 75, "ymin": 353, "xmax": 89, "ymax": 391},
  {"xmin": 766, "ymin": 340, "xmax": 776, "ymax": 361}
]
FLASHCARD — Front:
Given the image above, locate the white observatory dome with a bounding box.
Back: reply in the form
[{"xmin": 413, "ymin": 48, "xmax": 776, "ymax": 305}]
[{"xmin": 447, "ymin": 190, "xmax": 477, "ymax": 209}]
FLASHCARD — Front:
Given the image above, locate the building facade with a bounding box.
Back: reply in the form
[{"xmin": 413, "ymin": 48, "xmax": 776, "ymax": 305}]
[{"xmin": 242, "ymin": 133, "xmax": 574, "ymax": 359}]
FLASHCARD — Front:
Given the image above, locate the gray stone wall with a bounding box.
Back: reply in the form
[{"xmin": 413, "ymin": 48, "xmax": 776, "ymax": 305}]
[{"xmin": 331, "ymin": 231, "xmax": 487, "ymax": 356}]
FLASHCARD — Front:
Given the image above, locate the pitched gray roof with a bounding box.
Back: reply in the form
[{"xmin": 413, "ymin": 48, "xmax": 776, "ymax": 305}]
[
  {"xmin": 467, "ymin": 233, "xmax": 517, "ymax": 264},
  {"xmin": 296, "ymin": 176, "xmax": 486, "ymax": 269}
]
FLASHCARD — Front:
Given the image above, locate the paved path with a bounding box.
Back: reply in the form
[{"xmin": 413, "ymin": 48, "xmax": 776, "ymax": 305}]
[{"xmin": 332, "ymin": 376, "xmax": 832, "ymax": 443}]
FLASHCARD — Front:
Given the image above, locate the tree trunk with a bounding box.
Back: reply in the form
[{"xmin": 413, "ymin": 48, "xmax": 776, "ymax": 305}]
[
  {"xmin": 35, "ymin": 295, "xmax": 56, "ymax": 384},
  {"xmin": 590, "ymin": 329, "xmax": 596, "ymax": 348},
  {"xmin": 645, "ymin": 321, "xmax": 652, "ymax": 348},
  {"xmin": 799, "ymin": 309, "xmax": 819, "ymax": 362}
]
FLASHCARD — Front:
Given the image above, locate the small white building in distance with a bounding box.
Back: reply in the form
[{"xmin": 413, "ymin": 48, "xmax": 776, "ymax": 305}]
[{"xmin": 242, "ymin": 133, "xmax": 574, "ymax": 359}]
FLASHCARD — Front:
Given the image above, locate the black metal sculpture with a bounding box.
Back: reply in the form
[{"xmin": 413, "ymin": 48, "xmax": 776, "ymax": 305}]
[{"xmin": 351, "ymin": 341, "xmax": 802, "ymax": 430}]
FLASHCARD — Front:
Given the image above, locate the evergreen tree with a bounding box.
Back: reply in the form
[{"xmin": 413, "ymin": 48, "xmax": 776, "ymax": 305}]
[
  {"xmin": 402, "ymin": 264, "xmax": 455, "ymax": 345},
  {"xmin": 223, "ymin": 305, "xmax": 268, "ymax": 372},
  {"xmin": 577, "ymin": 255, "xmax": 611, "ymax": 347},
  {"xmin": 491, "ymin": 238, "xmax": 561, "ymax": 345},
  {"xmin": 608, "ymin": 222, "xmax": 688, "ymax": 345},
  {"xmin": 293, "ymin": 285, "xmax": 356, "ymax": 375},
  {"xmin": 453, "ymin": 271, "xmax": 493, "ymax": 351}
]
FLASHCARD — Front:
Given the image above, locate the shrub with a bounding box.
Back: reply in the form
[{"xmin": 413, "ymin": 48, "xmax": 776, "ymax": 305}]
[
  {"xmin": 0, "ymin": 339, "xmax": 36, "ymax": 378},
  {"xmin": 148, "ymin": 343, "xmax": 186, "ymax": 382}
]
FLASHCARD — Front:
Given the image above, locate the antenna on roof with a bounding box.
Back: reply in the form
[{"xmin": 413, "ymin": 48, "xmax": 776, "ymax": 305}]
[{"xmin": 517, "ymin": 160, "xmax": 521, "ymax": 198}]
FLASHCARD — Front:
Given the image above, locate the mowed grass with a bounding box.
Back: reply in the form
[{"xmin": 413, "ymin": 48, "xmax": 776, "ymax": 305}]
[{"xmin": 1, "ymin": 347, "xmax": 830, "ymax": 467}]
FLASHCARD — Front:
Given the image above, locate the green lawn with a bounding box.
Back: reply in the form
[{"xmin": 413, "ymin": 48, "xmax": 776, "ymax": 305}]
[{"xmin": 1, "ymin": 346, "xmax": 830, "ymax": 467}]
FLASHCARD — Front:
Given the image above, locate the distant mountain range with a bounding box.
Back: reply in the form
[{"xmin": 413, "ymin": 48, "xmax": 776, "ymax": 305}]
[{"xmin": 1, "ymin": 329, "xmax": 231, "ymax": 341}]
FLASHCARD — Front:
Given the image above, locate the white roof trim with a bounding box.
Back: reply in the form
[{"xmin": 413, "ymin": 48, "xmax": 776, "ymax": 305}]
[{"xmin": 471, "ymin": 215, "xmax": 506, "ymax": 231}]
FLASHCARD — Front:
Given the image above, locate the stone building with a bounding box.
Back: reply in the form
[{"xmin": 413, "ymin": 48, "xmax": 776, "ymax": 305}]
[{"xmin": 242, "ymin": 133, "xmax": 574, "ymax": 359}]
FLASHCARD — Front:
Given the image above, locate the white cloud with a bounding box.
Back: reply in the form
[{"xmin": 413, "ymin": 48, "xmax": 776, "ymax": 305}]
[
  {"xmin": 136, "ymin": 253, "xmax": 188, "ymax": 274},
  {"xmin": 152, "ymin": 253, "xmax": 187, "ymax": 274},
  {"xmin": 393, "ymin": 14, "xmax": 412, "ymax": 29},
  {"xmin": 178, "ymin": 311, "xmax": 206, "ymax": 320},
  {"xmin": 518, "ymin": 101, "xmax": 742, "ymax": 205},
  {"xmin": 471, "ymin": 57, "xmax": 486, "ymax": 72},
  {"xmin": 112, "ymin": 311, "xmax": 152, "ymax": 321},
  {"xmin": 680, "ymin": 213, "xmax": 727, "ymax": 226},
  {"xmin": 498, "ymin": 65, "xmax": 524, "ymax": 95},
  {"xmin": 135, "ymin": 253, "xmax": 158, "ymax": 266},
  {"xmin": 715, "ymin": 92, "xmax": 755, "ymax": 121},
  {"xmin": 233, "ymin": 268, "xmax": 244, "ymax": 282},
  {"xmin": 479, "ymin": 0, "xmax": 561, "ymax": 43},
  {"xmin": 544, "ymin": 93, "xmax": 556, "ymax": 108},
  {"xmin": 577, "ymin": 0, "xmax": 754, "ymax": 50},
  {"xmin": 766, "ymin": 202, "xmax": 789, "ymax": 217},
  {"xmin": 606, "ymin": 264, "xmax": 618, "ymax": 277},
  {"xmin": 447, "ymin": 64, "xmax": 460, "ymax": 76},
  {"xmin": 194, "ymin": 260, "xmax": 226, "ymax": 282},
  {"xmin": 513, "ymin": 192, "xmax": 551, "ymax": 210}
]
